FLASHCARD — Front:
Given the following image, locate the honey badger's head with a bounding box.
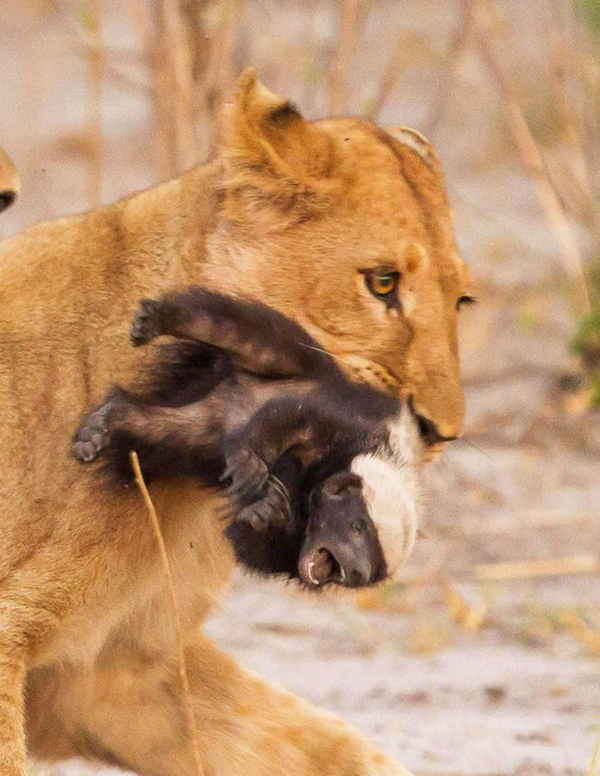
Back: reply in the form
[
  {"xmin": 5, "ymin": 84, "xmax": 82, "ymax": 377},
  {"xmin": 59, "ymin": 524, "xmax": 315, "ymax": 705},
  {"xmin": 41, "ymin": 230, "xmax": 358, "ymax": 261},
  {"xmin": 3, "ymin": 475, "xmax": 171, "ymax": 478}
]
[
  {"xmin": 227, "ymin": 405, "xmax": 423, "ymax": 589},
  {"xmin": 299, "ymin": 404, "xmax": 423, "ymax": 589}
]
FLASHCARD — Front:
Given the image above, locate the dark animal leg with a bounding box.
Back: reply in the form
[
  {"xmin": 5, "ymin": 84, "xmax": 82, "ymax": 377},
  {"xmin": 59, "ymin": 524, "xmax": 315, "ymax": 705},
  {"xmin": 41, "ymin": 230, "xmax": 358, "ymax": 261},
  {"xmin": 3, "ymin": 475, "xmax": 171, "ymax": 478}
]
[{"xmin": 129, "ymin": 287, "xmax": 337, "ymax": 378}]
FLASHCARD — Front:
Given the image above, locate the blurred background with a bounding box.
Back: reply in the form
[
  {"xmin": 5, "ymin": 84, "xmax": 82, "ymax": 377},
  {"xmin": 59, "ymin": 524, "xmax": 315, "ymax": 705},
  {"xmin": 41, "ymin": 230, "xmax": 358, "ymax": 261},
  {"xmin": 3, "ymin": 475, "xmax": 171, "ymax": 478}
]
[{"xmin": 2, "ymin": 1, "xmax": 599, "ymax": 774}]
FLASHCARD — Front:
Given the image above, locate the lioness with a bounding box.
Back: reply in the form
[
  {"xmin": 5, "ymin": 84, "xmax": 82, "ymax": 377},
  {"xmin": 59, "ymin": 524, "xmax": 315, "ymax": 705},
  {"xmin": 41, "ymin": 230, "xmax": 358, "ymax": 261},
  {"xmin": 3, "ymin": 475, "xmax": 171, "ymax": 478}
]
[{"xmin": 0, "ymin": 70, "xmax": 470, "ymax": 776}]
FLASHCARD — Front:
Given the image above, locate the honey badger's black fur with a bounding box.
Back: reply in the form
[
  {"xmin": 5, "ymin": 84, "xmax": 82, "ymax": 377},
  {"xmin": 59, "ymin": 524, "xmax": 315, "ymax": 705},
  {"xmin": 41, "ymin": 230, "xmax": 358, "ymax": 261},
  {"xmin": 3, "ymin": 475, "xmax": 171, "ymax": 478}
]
[{"xmin": 73, "ymin": 287, "xmax": 401, "ymax": 586}]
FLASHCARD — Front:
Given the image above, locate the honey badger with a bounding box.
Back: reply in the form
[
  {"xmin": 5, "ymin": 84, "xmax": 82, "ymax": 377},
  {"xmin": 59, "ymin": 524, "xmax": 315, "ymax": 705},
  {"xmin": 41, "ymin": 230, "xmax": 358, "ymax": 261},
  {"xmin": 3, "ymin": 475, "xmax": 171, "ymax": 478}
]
[{"xmin": 73, "ymin": 288, "xmax": 423, "ymax": 587}]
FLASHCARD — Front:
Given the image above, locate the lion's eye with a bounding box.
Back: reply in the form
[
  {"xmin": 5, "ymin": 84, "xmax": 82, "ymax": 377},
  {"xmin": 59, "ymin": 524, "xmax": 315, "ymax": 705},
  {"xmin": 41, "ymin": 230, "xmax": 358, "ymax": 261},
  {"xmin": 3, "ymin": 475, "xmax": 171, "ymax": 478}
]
[
  {"xmin": 456, "ymin": 295, "xmax": 476, "ymax": 311},
  {"xmin": 362, "ymin": 269, "xmax": 400, "ymax": 305}
]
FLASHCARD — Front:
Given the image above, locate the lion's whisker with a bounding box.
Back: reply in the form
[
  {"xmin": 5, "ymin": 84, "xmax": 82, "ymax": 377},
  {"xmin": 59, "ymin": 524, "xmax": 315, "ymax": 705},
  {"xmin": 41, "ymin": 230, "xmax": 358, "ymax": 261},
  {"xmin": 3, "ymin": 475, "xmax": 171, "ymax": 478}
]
[{"xmin": 456, "ymin": 437, "xmax": 493, "ymax": 460}]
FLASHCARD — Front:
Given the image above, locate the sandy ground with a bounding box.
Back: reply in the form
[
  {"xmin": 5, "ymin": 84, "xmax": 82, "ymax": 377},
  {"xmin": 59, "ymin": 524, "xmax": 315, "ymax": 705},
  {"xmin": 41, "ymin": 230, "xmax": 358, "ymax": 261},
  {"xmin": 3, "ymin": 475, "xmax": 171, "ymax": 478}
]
[{"xmin": 1, "ymin": 1, "xmax": 599, "ymax": 774}]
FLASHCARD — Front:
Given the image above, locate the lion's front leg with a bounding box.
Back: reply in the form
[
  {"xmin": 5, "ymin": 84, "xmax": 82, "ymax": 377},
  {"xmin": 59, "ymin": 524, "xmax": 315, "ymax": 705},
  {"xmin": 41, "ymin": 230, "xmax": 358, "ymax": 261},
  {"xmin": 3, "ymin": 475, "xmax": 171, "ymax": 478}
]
[
  {"xmin": 0, "ymin": 650, "xmax": 26, "ymax": 776},
  {"xmin": 27, "ymin": 632, "xmax": 412, "ymax": 776}
]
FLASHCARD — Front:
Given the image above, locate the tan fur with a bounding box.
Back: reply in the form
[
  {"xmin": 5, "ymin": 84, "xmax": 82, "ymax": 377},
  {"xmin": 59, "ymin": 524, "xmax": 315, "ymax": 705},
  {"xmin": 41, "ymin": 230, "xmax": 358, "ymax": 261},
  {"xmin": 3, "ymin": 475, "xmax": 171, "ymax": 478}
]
[{"xmin": 0, "ymin": 69, "xmax": 468, "ymax": 776}]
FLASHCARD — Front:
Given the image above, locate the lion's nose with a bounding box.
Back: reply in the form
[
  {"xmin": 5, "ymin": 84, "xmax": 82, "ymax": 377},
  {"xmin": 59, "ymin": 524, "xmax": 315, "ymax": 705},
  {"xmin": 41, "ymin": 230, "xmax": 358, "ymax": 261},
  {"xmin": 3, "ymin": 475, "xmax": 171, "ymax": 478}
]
[{"xmin": 415, "ymin": 412, "xmax": 457, "ymax": 445}]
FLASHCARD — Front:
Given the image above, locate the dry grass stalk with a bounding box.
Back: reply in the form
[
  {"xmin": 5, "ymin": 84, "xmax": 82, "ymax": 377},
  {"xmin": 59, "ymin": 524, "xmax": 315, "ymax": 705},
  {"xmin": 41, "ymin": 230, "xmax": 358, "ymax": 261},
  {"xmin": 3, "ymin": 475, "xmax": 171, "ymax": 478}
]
[
  {"xmin": 130, "ymin": 451, "xmax": 204, "ymax": 776},
  {"xmin": 127, "ymin": 0, "xmax": 175, "ymax": 180},
  {"xmin": 556, "ymin": 609, "xmax": 600, "ymax": 657},
  {"xmin": 161, "ymin": 0, "xmax": 198, "ymax": 170},
  {"xmin": 366, "ymin": 31, "xmax": 435, "ymax": 120},
  {"xmin": 329, "ymin": 0, "xmax": 361, "ymax": 115},
  {"xmin": 85, "ymin": 0, "xmax": 104, "ymax": 208},
  {"xmin": 442, "ymin": 582, "xmax": 488, "ymax": 631},
  {"xmin": 196, "ymin": 0, "xmax": 243, "ymax": 154},
  {"xmin": 537, "ymin": 2, "xmax": 599, "ymax": 230},
  {"xmin": 426, "ymin": 0, "xmax": 476, "ymax": 136},
  {"xmin": 591, "ymin": 726, "xmax": 600, "ymax": 776},
  {"xmin": 473, "ymin": 554, "xmax": 600, "ymax": 581},
  {"xmin": 469, "ymin": 0, "xmax": 591, "ymax": 315}
]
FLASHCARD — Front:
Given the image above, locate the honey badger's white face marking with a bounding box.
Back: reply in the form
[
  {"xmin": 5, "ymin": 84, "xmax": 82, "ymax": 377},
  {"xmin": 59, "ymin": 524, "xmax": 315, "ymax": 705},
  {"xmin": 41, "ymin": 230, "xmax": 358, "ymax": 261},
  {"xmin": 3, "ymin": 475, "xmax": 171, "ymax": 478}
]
[{"xmin": 350, "ymin": 405, "xmax": 424, "ymax": 578}]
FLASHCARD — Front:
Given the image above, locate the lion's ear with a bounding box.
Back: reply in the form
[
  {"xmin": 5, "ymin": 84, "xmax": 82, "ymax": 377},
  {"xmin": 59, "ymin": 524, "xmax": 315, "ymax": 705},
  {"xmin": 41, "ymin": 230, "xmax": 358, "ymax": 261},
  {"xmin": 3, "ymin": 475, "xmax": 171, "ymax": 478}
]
[
  {"xmin": 221, "ymin": 69, "xmax": 335, "ymax": 225},
  {"xmin": 385, "ymin": 126, "xmax": 439, "ymax": 169}
]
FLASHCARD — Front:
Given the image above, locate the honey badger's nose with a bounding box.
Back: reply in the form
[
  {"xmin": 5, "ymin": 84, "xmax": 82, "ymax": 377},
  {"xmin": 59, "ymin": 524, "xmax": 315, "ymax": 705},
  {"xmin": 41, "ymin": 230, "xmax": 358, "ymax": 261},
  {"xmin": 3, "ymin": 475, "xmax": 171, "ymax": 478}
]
[{"xmin": 300, "ymin": 545, "xmax": 371, "ymax": 588}]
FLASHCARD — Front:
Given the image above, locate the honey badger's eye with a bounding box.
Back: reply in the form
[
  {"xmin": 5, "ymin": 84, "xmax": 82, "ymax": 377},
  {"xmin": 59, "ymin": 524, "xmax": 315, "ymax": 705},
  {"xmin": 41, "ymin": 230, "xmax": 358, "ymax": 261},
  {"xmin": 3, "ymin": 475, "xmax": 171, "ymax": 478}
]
[{"xmin": 361, "ymin": 268, "xmax": 400, "ymax": 304}]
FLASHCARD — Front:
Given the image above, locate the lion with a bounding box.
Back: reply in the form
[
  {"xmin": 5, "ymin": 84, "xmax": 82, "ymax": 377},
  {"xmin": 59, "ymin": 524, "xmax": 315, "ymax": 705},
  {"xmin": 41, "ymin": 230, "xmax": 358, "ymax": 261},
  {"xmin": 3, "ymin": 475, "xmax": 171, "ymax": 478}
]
[{"xmin": 0, "ymin": 70, "xmax": 470, "ymax": 776}]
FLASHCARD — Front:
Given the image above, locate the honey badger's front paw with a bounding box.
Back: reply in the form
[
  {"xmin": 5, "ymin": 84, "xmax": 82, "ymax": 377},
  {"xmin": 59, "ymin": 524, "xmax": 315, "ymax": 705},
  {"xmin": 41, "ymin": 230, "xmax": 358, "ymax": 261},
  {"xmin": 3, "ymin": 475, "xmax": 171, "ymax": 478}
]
[
  {"xmin": 235, "ymin": 477, "xmax": 291, "ymax": 531},
  {"xmin": 72, "ymin": 400, "xmax": 115, "ymax": 462},
  {"xmin": 130, "ymin": 299, "xmax": 162, "ymax": 347},
  {"xmin": 220, "ymin": 447, "xmax": 269, "ymax": 506}
]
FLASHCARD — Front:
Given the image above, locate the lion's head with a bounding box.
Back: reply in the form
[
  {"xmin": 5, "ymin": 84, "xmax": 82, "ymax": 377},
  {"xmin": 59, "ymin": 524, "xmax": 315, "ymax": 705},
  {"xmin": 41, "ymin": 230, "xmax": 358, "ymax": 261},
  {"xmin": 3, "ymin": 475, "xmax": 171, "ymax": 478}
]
[{"xmin": 200, "ymin": 70, "xmax": 470, "ymax": 455}]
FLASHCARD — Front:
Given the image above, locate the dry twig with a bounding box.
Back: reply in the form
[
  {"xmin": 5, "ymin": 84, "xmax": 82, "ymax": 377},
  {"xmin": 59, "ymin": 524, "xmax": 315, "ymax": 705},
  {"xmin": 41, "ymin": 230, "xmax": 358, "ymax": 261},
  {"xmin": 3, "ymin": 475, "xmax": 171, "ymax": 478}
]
[
  {"xmin": 130, "ymin": 451, "xmax": 204, "ymax": 776},
  {"xmin": 473, "ymin": 554, "xmax": 600, "ymax": 581},
  {"xmin": 426, "ymin": 0, "xmax": 476, "ymax": 137},
  {"xmin": 330, "ymin": 0, "xmax": 362, "ymax": 115},
  {"xmin": 468, "ymin": 0, "xmax": 591, "ymax": 315},
  {"xmin": 84, "ymin": 0, "xmax": 104, "ymax": 208}
]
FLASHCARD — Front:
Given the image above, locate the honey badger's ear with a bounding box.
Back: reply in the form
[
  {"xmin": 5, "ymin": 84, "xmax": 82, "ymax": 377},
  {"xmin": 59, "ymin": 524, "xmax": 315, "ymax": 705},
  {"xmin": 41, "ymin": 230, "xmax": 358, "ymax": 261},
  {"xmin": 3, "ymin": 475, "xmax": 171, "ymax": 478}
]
[
  {"xmin": 385, "ymin": 126, "xmax": 439, "ymax": 169},
  {"xmin": 0, "ymin": 146, "xmax": 19, "ymax": 214},
  {"xmin": 221, "ymin": 69, "xmax": 336, "ymax": 224}
]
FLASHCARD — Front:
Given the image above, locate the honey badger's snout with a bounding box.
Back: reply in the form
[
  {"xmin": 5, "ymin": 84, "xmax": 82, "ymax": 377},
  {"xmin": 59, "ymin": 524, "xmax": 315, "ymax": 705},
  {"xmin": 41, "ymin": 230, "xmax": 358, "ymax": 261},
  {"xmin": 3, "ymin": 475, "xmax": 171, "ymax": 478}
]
[{"xmin": 299, "ymin": 471, "xmax": 386, "ymax": 589}]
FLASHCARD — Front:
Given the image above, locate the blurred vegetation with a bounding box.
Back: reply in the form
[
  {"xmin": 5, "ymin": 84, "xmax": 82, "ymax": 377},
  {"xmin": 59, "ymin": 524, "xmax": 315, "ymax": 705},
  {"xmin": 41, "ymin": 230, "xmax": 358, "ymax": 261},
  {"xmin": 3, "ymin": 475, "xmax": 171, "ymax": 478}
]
[{"xmin": 580, "ymin": 0, "xmax": 600, "ymax": 35}]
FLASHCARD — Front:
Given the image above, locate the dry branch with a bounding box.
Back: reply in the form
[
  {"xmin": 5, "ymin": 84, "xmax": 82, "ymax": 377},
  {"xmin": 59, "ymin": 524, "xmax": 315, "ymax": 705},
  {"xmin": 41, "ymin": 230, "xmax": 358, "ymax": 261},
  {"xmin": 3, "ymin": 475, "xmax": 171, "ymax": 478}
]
[
  {"xmin": 330, "ymin": 0, "xmax": 361, "ymax": 115},
  {"xmin": 426, "ymin": 0, "xmax": 475, "ymax": 137},
  {"xmin": 473, "ymin": 554, "xmax": 600, "ymax": 581},
  {"xmin": 85, "ymin": 0, "xmax": 104, "ymax": 208},
  {"xmin": 161, "ymin": 0, "xmax": 198, "ymax": 170},
  {"xmin": 130, "ymin": 452, "xmax": 204, "ymax": 776},
  {"xmin": 468, "ymin": 0, "xmax": 591, "ymax": 315}
]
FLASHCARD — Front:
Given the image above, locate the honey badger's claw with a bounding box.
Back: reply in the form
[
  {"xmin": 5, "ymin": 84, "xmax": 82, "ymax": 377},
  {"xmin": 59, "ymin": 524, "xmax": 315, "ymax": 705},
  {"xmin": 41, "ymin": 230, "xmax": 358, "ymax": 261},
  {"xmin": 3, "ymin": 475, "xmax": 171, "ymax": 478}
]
[
  {"xmin": 72, "ymin": 400, "xmax": 114, "ymax": 463},
  {"xmin": 73, "ymin": 440, "xmax": 100, "ymax": 463},
  {"xmin": 234, "ymin": 476, "xmax": 291, "ymax": 532},
  {"xmin": 220, "ymin": 447, "xmax": 269, "ymax": 502},
  {"xmin": 72, "ymin": 432, "xmax": 108, "ymax": 463},
  {"xmin": 130, "ymin": 299, "xmax": 161, "ymax": 347}
]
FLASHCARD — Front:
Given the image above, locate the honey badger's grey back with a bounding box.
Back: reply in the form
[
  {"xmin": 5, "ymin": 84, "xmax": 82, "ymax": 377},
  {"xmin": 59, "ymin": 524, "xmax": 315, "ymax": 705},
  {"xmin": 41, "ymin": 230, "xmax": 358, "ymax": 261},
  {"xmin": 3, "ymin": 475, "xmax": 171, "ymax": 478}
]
[
  {"xmin": 0, "ymin": 146, "xmax": 19, "ymax": 213},
  {"xmin": 145, "ymin": 287, "xmax": 341, "ymax": 380}
]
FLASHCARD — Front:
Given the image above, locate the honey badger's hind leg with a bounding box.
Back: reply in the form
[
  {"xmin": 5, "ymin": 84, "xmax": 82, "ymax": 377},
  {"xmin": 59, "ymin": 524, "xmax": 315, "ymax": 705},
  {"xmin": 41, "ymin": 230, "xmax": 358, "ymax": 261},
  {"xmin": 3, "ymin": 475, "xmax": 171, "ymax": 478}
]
[{"xmin": 129, "ymin": 287, "xmax": 338, "ymax": 379}]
